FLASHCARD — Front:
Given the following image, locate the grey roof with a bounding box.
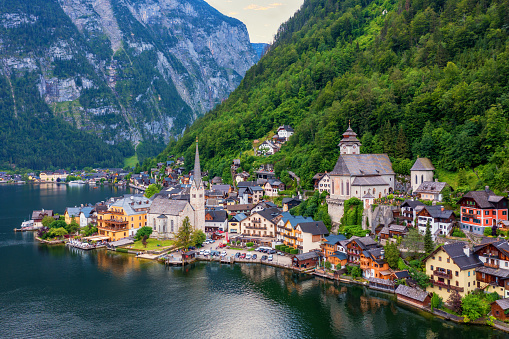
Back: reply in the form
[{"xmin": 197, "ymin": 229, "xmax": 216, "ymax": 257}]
[
  {"xmin": 441, "ymin": 242, "xmax": 483, "ymax": 270},
  {"xmin": 66, "ymin": 207, "xmax": 81, "ymax": 217},
  {"xmin": 367, "ymin": 277, "xmax": 395, "ymax": 286},
  {"xmin": 421, "ymin": 205, "xmax": 454, "ymax": 219},
  {"xmin": 355, "ymin": 236, "xmax": 378, "ymax": 249},
  {"xmin": 476, "ymin": 266, "xmax": 509, "ymax": 279},
  {"xmin": 379, "ymin": 226, "xmax": 390, "ymax": 235},
  {"xmin": 149, "ymin": 195, "xmax": 188, "ymax": 216},
  {"xmin": 401, "ymin": 200, "xmax": 426, "ymax": 209},
  {"xmin": 363, "ymin": 192, "xmax": 375, "ymax": 198},
  {"xmin": 282, "ymin": 197, "xmax": 301, "ymax": 204},
  {"xmin": 338, "ymin": 125, "xmax": 361, "ymax": 145},
  {"xmin": 205, "ymin": 210, "xmax": 228, "ymax": 223},
  {"xmin": 495, "ymin": 299, "xmax": 509, "ymax": 310},
  {"xmin": 80, "ymin": 207, "xmax": 94, "ymax": 218},
  {"xmin": 193, "ymin": 139, "xmax": 202, "ymax": 188},
  {"xmin": 322, "ymin": 234, "xmax": 347, "ymax": 245},
  {"xmin": 415, "ymin": 182, "xmax": 448, "ymax": 194},
  {"xmin": 462, "ymin": 190, "xmax": 506, "ymax": 209},
  {"xmin": 279, "ymin": 125, "xmax": 294, "ymax": 132},
  {"xmin": 396, "ymin": 285, "xmax": 429, "ymax": 302},
  {"xmin": 330, "ymin": 154, "xmax": 394, "ymax": 176},
  {"xmin": 111, "ymin": 195, "xmax": 152, "ymax": 216},
  {"xmin": 389, "ymin": 224, "xmax": 409, "ymax": 233},
  {"xmin": 211, "ymin": 184, "xmax": 231, "ymax": 194},
  {"xmin": 352, "ymin": 176, "xmax": 389, "ymax": 186},
  {"xmin": 237, "ymin": 181, "xmax": 257, "ymax": 187},
  {"xmin": 255, "ymin": 208, "xmax": 281, "ymax": 222},
  {"xmin": 296, "ymin": 221, "xmax": 329, "ymax": 235},
  {"xmin": 226, "ymin": 204, "xmax": 254, "ymax": 212},
  {"xmin": 230, "ymin": 213, "xmax": 248, "ymax": 222},
  {"xmin": 411, "ymin": 158, "xmax": 435, "ymax": 171},
  {"xmin": 474, "ymin": 240, "xmax": 509, "ymax": 257},
  {"xmin": 294, "ymin": 251, "xmax": 320, "ymax": 261},
  {"xmin": 394, "ymin": 270, "xmax": 410, "ymax": 279},
  {"xmin": 330, "ymin": 251, "xmax": 347, "ymax": 260}
]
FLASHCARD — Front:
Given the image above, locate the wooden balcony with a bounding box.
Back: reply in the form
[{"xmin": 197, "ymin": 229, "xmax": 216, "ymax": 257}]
[
  {"xmin": 484, "ymin": 262, "xmax": 499, "ymax": 269},
  {"xmin": 433, "ymin": 270, "xmax": 452, "ymax": 279},
  {"xmin": 431, "ymin": 279, "xmax": 464, "ymax": 292},
  {"xmin": 244, "ymin": 225, "xmax": 267, "ymax": 230}
]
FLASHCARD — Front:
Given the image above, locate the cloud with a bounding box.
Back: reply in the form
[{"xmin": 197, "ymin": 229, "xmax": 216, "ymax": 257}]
[
  {"xmin": 244, "ymin": 3, "xmax": 283, "ymax": 10},
  {"xmin": 228, "ymin": 11, "xmax": 239, "ymax": 15}
]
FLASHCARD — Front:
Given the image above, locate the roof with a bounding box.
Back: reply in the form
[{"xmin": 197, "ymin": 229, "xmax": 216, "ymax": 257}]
[
  {"xmin": 282, "ymin": 197, "xmax": 301, "ymax": 204},
  {"xmin": 440, "ymin": 242, "xmax": 483, "ymax": 270},
  {"xmin": 411, "ymin": 158, "xmax": 435, "ymax": 171},
  {"xmin": 330, "ymin": 154, "xmax": 394, "ymax": 176},
  {"xmin": 297, "ymin": 221, "xmax": 329, "ymax": 235},
  {"xmin": 476, "ymin": 266, "xmax": 509, "ymax": 279},
  {"xmin": 255, "ymin": 208, "xmax": 281, "ymax": 222},
  {"xmin": 149, "ymin": 196, "xmax": 189, "ymax": 216},
  {"xmin": 394, "ymin": 270, "xmax": 410, "ymax": 279},
  {"xmin": 66, "ymin": 207, "xmax": 81, "ymax": 217},
  {"xmin": 205, "ymin": 210, "xmax": 228, "ymax": 223},
  {"xmin": 32, "ymin": 210, "xmax": 53, "ymax": 219},
  {"xmin": 278, "ymin": 125, "xmax": 294, "ymax": 132},
  {"xmin": 461, "ymin": 190, "xmax": 506, "ymax": 209},
  {"xmin": 396, "ymin": 285, "xmax": 429, "ymax": 302},
  {"xmin": 367, "ymin": 277, "xmax": 395, "ymax": 286},
  {"xmin": 420, "ymin": 205, "xmax": 454, "ymax": 219},
  {"xmin": 80, "ymin": 207, "xmax": 94, "ymax": 218},
  {"xmin": 330, "ymin": 251, "xmax": 347, "ymax": 260},
  {"xmin": 322, "ymin": 234, "xmax": 347, "ymax": 245},
  {"xmin": 401, "ymin": 200, "xmax": 426, "ymax": 209},
  {"xmin": 294, "ymin": 251, "xmax": 320, "ymax": 261},
  {"xmin": 389, "ymin": 224, "xmax": 409, "ymax": 233},
  {"xmin": 280, "ymin": 212, "xmax": 313, "ymax": 228},
  {"xmin": 111, "ymin": 195, "xmax": 152, "ymax": 216},
  {"xmin": 226, "ymin": 204, "xmax": 254, "ymax": 212},
  {"xmin": 415, "ymin": 182, "xmax": 449, "ymax": 194},
  {"xmin": 474, "ymin": 240, "xmax": 509, "ymax": 257},
  {"xmin": 313, "ymin": 173, "xmax": 326, "ymax": 180},
  {"xmin": 338, "ymin": 125, "xmax": 361, "ymax": 145},
  {"xmin": 352, "ymin": 176, "xmax": 389, "ymax": 186},
  {"xmin": 230, "ymin": 213, "xmax": 248, "ymax": 222},
  {"xmin": 494, "ymin": 299, "xmax": 509, "ymax": 310},
  {"xmin": 354, "ymin": 236, "xmax": 378, "ymax": 249}
]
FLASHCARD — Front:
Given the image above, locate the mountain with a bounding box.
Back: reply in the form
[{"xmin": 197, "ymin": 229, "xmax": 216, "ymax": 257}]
[
  {"xmin": 0, "ymin": 0, "xmax": 257, "ymax": 169},
  {"xmin": 159, "ymin": 0, "xmax": 509, "ymax": 190},
  {"xmin": 251, "ymin": 43, "xmax": 268, "ymax": 60}
]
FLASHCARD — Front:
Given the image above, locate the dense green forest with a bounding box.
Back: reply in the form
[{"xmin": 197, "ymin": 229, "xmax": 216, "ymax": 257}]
[{"xmin": 156, "ymin": 0, "xmax": 509, "ymax": 190}]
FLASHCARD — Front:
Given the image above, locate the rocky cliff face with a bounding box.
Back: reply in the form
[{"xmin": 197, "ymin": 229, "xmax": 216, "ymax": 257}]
[{"xmin": 0, "ymin": 0, "xmax": 257, "ymax": 147}]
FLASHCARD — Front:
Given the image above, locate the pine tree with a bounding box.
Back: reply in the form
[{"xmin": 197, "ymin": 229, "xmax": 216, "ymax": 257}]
[
  {"xmin": 395, "ymin": 126, "xmax": 410, "ymax": 158},
  {"xmin": 176, "ymin": 216, "xmax": 193, "ymax": 249},
  {"xmin": 424, "ymin": 220, "xmax": 434, "ymax": 254}
]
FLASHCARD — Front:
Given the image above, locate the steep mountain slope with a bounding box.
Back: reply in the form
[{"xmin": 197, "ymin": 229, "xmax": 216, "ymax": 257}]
[
  {"xmin": 161, "ymin": 0, "xmax": 509, "ymax": 190},
  {"xmin": 0, "ymin": 0, "xmax": 257, "ymax": 168}
]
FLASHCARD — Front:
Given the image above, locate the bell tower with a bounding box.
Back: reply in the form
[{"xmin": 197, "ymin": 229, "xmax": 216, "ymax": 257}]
[
  {"xmin": 338, "ymin": 121, "xmax": 362, "ymax": 155},
  {"xmin": 190, "ymin": 137, "xmax": 205, "ymax": 232}
]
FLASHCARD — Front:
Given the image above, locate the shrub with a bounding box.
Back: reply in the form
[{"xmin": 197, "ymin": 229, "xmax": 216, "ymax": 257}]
[
  {"xmin": 451, "ymin": 228, "xmax": 466, "ymax": 238},
  {"xmin": 431, "ymin": 293, "xmax": 443, "ymax": 310},
  {"xmin": 246, "ymin": 242, "xmax": 254, "ymax": 247},
  {"xmin": 275, "ymin": 245, "xmax": 282, "ymax": 251},
  {"xmin": 324, "ymin": 261, "xmax": 332, "ymax": 269},
  {"xmin": 290, "ymin": 249, "xmax": 298, "ymax": 254},
  {"xmin": 285, "ymin": 247, "xmax": 293, "ymax": 253}
]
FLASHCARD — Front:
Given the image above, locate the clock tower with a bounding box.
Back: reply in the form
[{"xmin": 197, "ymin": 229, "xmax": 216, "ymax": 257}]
[{"xmin": 338, "ymin": 122, "xmax": 362, "ymax": 155}]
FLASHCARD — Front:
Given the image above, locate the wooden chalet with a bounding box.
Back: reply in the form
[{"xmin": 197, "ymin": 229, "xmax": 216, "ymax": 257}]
[
  {"xmin": 395, "ymin": 285, "xmax": 431, "ymax": 308},
  {"xmin": 473, "ymin": 239, "xmax": 509, "ymax": 298}
]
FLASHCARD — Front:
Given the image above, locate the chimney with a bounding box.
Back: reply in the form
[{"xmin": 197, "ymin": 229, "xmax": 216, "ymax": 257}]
[
  {"xmin": 441, "ymin": 206, "xmax": 444, "ymax": 212},
  {"xmin": 463, "ymin": 246, "xmax": 470, "ymax": 257},
  {"xmin": 485, "ymin": 186, "xmax": 490, "ymax": 193}
]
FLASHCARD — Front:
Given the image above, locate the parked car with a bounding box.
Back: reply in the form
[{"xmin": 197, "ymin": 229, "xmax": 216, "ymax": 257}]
[
  {"xmin": 219, "ymin": 243, "xmax": 226, "ymax": 248},
  {"xmin": 203, "ymin": 250, "xmax": 210, "ymax": 256},
  {"xmin": 268, "ymin": 255, "xmax": 273, "ymax": 261},
  {"xmin": 255, "ymin": 247, "xmax": 262, "ymax": 252},
  {"xmin": 277, "ymin": 252, "xmax": 284, "ymax": 256},
  {"xmin": 235, "ymin": 252, "xmax": 241, "ymax": 258},
  {"xmin": 220, "ymin": 251, "xmax": 227, "ymax": 257},
  {"xmin": 240, "ymin": 253, "xmax": 246, "ymax": 259},
  {"xmin": 268, "ymin": 249, "xmax": 276, "ymax": 254},
  {"xmin": 199, "ymin": 250, "xmax": 205, "ymax": 255},
  {"xmin": 211, "ymin": 251, "xmax": 220, "ymax": 256},
  {"xmin": 252, "ymin": 254, "xmax": 257, "ymax": 260},
  {"xmin": 261, "ymin": 255, "xmax": 268, "ymax": 261},
  {"xmin": 246, "ymin": 254, "xmax": 252, "ymax": 259},
  {"xmin": 188, "ymin": 246, "xmax": 196, "ymax": 250}
]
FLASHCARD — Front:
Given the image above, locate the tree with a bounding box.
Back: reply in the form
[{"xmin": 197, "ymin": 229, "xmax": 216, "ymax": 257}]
[
  {"xmin": 66, "ymin": 220, "xmax": 80, "ymax": 234},
  {"xmin": 447, "ymin": 291, "xmax": 462, "ymax": 314},
  {"xmin": 135, "ymin": 226, "xmax": 153, "ymax": 241},
  {"xmin": 461, "ymin": 293, "xmax": 490, "ymax": 321},
  {"xmin": 430, "ymin": 293, "xmax": 443, "ymax": 310},
  {"xmin": 142, "ymin": 235, "xmax": 148, "ymax": 248},
  {"xmin": 144, "ymin": 184, "xmax": 162, "ymax": 198},
  {"xmin": 335, "ymin": 263, "xmax": 342, "ymax": 270},
  {"xmin": 409, "ymin": 268, "xmax": 430, "ymax": 289},
  {"xmin": 48, "ymin": 227, "xmax": 68, "ymax": 238},
  {"xmin": 176, "ymin": 216, "xmax": 193, "ymax": 249},
  {"xmin": 49, "ymin": 220, "xmax": 68, "ymax": 229},
  {"xmin": 424, "ymin": 220, "xmax": 434, "ymax": 254},
  {"xmin": 324, "ymin": 261, "xmax": 332, "ymax": 270},
  {"xmin": 191, "ymin": 229, "xmax": 206, "ymax": 247},
  {"xmin": 351, "ymin": 266, "xmax": 362, "ymax": 279},
  {"xmin": 80, "ymin": 225, "xmax": 98, "ymax": 237},
  {"xmin": 384, "ymin": 243, "xmax": 400, "ymax": 269},
  {"xmin": 484, "ymin": 226, "xmax": 493, "ymax": 237},
  {"xmin": 42, "ymin": 216, "xmax": 55, "ymax": 227},
  {"xmin": 403, "ymin": 228, "xmax": 424, "ymax": 256}
]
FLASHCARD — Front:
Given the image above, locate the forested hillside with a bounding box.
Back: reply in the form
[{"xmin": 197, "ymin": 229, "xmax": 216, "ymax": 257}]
[{"xmin": 160, "ymin": 0, "xmax": 509, "ymax": 190}]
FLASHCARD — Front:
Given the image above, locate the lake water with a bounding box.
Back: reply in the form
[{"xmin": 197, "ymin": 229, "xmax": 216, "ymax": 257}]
[{"xmin": 0, "ymin": 184, "xmax": 505, "ymax": 338}]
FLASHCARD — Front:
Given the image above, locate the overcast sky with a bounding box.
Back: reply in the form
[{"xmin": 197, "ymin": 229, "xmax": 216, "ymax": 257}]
[{"xmin": 204, "ymin": 0, "xmax": 305, "ymax": 43}]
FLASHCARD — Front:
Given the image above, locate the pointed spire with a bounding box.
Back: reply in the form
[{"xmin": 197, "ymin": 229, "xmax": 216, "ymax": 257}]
[{"xmin": 193, "ymin": 137, "xmax": 202, "ymax": 188}]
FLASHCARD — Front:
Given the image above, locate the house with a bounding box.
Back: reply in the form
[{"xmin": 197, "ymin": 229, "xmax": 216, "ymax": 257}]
[
  {"xmin": 276, "ymin": 212, "xmax": 312, "ymax": 244},
  {"xmin": 258, "ymin": 140, "xmax": 279, "ymax": 155},
  {"xmin": 459, "ymin": 187, "xmax": 508, "ymax": 235},
  {"xmin": 346, "ymin": 236, "xmax": 379, "ymax": 264},
  {"xmin": 379, "ymin": 224, "xmax": 409, "ymax": 240},
  {"xmin": 293, "ymin": 221, "xmax": 329, "ymax": 254},
  {"xmin": 395, "ymin": 285, "xmax": 431, "ymax": 308},
  {"xmin": 264, "ymin": 179, "xmax": 285, "ymax": 198},
  {"xmin": 329, "ymin": 125, "xmax": 395, "ymax": 205},
  {"xmin": 211, "ymin": 176, "xmax": 223, "ymax": 185},
  {"xmin": 240, "ymin": 208, "xmax": 280, "ymax": 238},
  {"xmin": 97, "ymin": 195, "xmax": 152, "ymax": 241},
  {"xmin": 399, "ymin": 200, "xmax": 426, "ymax": 226},
  {"xmin": 292, "ymin": 251, "xmax": 321, "ymax": 269},
  {"xmin": 226, "ymin": 204, "xmax": 254, "ymax": 216},
  {"xmin": 414, "ymin": 181, "xmax": 450, "ymax": 202},
  {"xmin": 210, "ymin": 184, "xmax": 232, "ymax": 196},
  {"xmin": 410, "ymin": 158, "xmax": 435, "ymax": 192},
  {"xmin": 317, "ymin": 173, "xmax": 331, "ymax": 194},
  {"xmin": 79, "ymin": 207, "xmax": 94, "ymax": 227},
  {"xmin": 416, "ymin": 205, "xmax": 455, "ymax": 240},
  {"xmin": 231, "ymin": 159, "xmax": 241, "ymax": 171},
  {"xmin": 204, "ymin": 209, "xmax": 228, "ymax": 233},
  {"xmin": 238, "ymin": 185, "xmax": 264, "ymax": 205},
  {"xmin": 228, "ymin": 213, "xmax": 247, "ymax": 234},
  {"xmin": 235, "ymin": 171, "xmax": 250, "ymax": 184},
  {"xmin": 147, "ymin": 195, "xmax": 195, "ymax": 239},
  {"xmin": 277, "ymin": 125, "xmax": 294, "ymax": 141},
  {"xmin": 367, "ymin": 277, "xmax": 396, "ymax": 292},
  {"xmin": 321, "ymin": 234, "xmax": 348, "ymax": 269},
  {"xmin": 255, "ymin": 166, "xmax": 276, "ymax": 181},
  {"xmin": 32, "ymin": 209, "xmax": 54, "ymax": 227},
  {"xmin": 424, "ymin": 242, "xmax": 483, "ymax": 299},
  {"xmin": 251, "ymin": 201, "xmax": 278, "ymax": 214},
  {"xmin": 39, "ymin": 170, "xmax": 68, "ymax": 182},
  {"xmin": 64, "ymin": 207, "xmax": 81, "ymax": 224},
  {"xmin": 360, "ymin": 247, "xmax": 391, "ymax": 280},
  {"xmin": 313, "ymin": 173, "xmax": 326, "ymax": 189},
  {"xmin": 282, "ymin": 197, "xmax": 301, "ymax": 212},
  {"xmin": 491, "ymin": 299, "xmax": 509, "ymax": 321},
  {"xmin": 473, "ymin": 239, "xmax": 509, "ymax": 298}
]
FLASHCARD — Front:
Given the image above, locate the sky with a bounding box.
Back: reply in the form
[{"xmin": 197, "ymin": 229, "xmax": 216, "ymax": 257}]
[{"xmin": 204, "ymin": 0, "xmax": 305, "ymax": 43}]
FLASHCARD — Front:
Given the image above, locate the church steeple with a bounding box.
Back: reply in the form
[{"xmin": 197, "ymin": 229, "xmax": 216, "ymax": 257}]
[
  {"xmin": 338, "ymin": 121, "xmax": 362, "ymax": 155},
  {"xmin": 193, "ymin": 137, "xmax": 202, "ymax": 188}
]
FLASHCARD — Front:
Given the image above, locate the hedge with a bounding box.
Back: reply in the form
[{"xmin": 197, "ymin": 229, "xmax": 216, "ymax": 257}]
[
  {"xmin": 284, "ymin": 247, "xmax": 292, "ymax": 253},
  {"xmin": 275, "ymin": 245, "xmax": 282, "ymax": 251},
  {"xmin": 246, "ymin": 242, "xmax": 254, "ymax": 247},
  {"xmin": 116, "ymin": 248, "xmax": 128, "ymax": 253},
  {"xmin": 290, "ymin": 249, "xmax": 298, "ymax": 254}
]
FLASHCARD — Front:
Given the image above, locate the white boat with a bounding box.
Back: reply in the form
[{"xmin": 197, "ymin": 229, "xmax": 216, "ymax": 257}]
[{"xmin": 68, "ymin": 180, "xmax": 86, "ymax": 185}]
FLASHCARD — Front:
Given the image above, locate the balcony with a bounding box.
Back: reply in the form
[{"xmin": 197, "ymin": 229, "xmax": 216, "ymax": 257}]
[
  {"xmin": 433, "ymin": 270, "xmax": 452, "ymax": 279},
  {"xmin": 244, "ymin": 225, "xmax": 267, "ymax": 230},
  {"xmin": 252, "ymin": 219, "xmax": 262, "ymax": 223},
  {"xmin": 485, "ymin": 262, "xmax": 500, "ymax": 269},
  {"xmin": 430, "ymin": 280, "xmax": 464, "ymax": 292},
  {"xmin": 286, "ymin": 235, "xmax": 297, "ymax": 240}
]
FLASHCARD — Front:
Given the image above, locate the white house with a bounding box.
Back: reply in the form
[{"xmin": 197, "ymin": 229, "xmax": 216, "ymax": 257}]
[
  {"xmin": 258, "ymin": 140, "xmax": 280, "ymax": 155},
  {"xmin": 79, "ymin": 207, "xmax": 94, "ymax": 227},
  {"xmin": 277, "ymin": 125, "xmax": 294, "ymax": 141},
  {"xmin": 294, "ymin": 221, "xmax": 329, "ymax": 254},
  {"xmin": 416, "ymin": 205, "xmax": 455, "ymax": 241},
  {"xmin": 264, "ymin": 179, "xmax": 285, "ymax": 197},
  {"xmin": 318, "ymin": 173, "xmax": 331, "ymax": 194}
]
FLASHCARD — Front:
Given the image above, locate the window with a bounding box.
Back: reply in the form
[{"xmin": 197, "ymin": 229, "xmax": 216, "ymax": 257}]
[
  {"xmin": 421, "ymin": 175, "xmax": 423, "ymax": 183},
  {"xmin": 455, "ymin": 271, "xmax": 459, "ymax": 276},
  {"xmin": 456, "ymin": 281, "xmax": 459, "ymax": 286},
  {"xmin": 447, "ymin": 258, "xmax": 450, "ymax": 263},
  {"xmin": 431, "ymin": 265, "xmax": 434, "ymax": 271},
  {"xmin": 468, "ymin": 282, "xmax": 470, "ymax": 287},
  {"xmin": 493, "ymin": 211, "xmax": 496, "ymax": 215},
  {"xmin": 503, "ymin": 211, "xmax": 507, "ymax": 216},
  {"xmin": 468, "ymin": 271, "xmax": 471, "ymax": 277},
  {"xmin": 439, "ymin": 256, "xmax": 442, "ymax": 261},
  {"xmin": 192, "ymin": 194, "xmax": 196, "ymax": 198}
]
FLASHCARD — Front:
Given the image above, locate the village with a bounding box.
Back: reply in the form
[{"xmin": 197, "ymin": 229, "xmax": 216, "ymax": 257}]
[{"xmin": 19, "ymin": 124, "xmax": 509, "ymax": 331}]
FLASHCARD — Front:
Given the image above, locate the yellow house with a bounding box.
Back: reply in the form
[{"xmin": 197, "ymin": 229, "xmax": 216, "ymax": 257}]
[
  {"xmin": 424, "ymin": 242, "xmax": 483, "ymax": 300},
  {"xmin": 97, "ymin": 196, "xmax": 152, "ymax": 241},
  {"xmin": 228, "ymin": 213, "xmax": 247, "ymax": 235},
  {"xmin": 64, "ymin": 207, "xmax": 81, "ymax": 224}
]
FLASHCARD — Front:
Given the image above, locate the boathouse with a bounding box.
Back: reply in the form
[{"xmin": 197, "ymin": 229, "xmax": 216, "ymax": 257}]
[{"xmin": 395, "ymin": 285, "xmax": 431, "ymax": 308}]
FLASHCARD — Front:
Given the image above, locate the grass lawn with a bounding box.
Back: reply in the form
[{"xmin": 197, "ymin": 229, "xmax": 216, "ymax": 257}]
[
  {"xmin": 124, "ymin": 154, "xmax": 139, "ymax": 168},
  {"xmin": 129, "ymin": 239, "xmax": 174, "ymax": 251},
  {"xmin": 436, "ymin": 168, "xmax": 478, "ymax": 189}
]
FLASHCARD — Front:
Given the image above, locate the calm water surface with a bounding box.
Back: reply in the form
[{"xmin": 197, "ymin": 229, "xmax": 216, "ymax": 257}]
[{"xmin": 0, "ymin": 184, "xmax": 505, "ymax": 338}]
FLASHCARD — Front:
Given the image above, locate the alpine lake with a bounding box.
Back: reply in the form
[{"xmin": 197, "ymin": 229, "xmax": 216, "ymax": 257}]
[{"xmin": 0, "ymin": 184, "xmax": 505, "ymax": 338}]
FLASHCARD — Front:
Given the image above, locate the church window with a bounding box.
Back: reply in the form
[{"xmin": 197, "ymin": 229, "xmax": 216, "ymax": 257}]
[
  {"xmin": 373, "ymin": 188, "xmax": 376, "ymax": 194},
  {"xmin": 331, "ymin": 180, "xmax": 334, "ymax": 194},
  {"xmin": 346, "ymin": 182, "xmax": 349, "ymax": 196},
  {"xmin": 415, "ymin": 175, "xmax": 417, "ymax": 184},
  {"xmin": 421, "ymin": 175, "xmax": 424, "ymax": 183},
  {"xmin": 171, "ymin": 220, "xmax": 174, "ymax": 232},
  {"xmin": 341, "ymin": 180, "xmax": 344, "ymax": 195}
]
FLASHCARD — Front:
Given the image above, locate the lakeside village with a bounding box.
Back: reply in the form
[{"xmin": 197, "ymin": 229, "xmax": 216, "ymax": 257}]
[{"xmin": 16, "ymin": 125, "xmax": 509, "ymax": 332}]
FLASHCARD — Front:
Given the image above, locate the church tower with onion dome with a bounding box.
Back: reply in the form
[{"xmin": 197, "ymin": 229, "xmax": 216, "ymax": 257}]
[{"xmin": 338, "ymin": 122, "xmax": 362, "ymax": 155}]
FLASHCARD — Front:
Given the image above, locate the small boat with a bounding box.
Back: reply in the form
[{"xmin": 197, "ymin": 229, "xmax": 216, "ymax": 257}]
[{"xmin": 68, "ymin": 180, "xmax": 86, "ymax": 185}]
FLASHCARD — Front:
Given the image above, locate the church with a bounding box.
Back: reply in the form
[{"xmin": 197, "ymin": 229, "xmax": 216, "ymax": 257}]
[
  {"xmin": 329, "ymin": 125, "xmax": 395, "ymax": 208},
  {"xmin": 148, "ymin": 138, "xmax": 205, "ymax": 239}
]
